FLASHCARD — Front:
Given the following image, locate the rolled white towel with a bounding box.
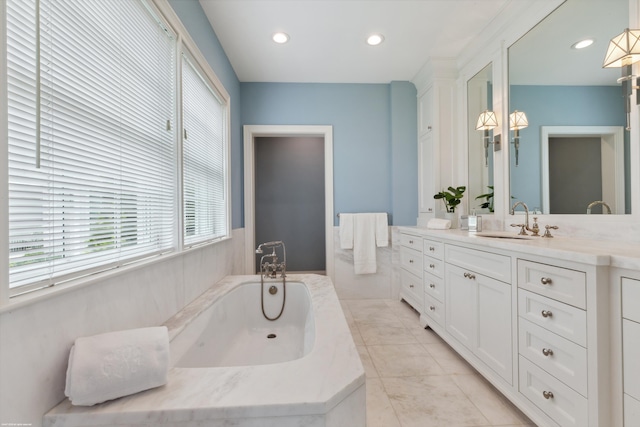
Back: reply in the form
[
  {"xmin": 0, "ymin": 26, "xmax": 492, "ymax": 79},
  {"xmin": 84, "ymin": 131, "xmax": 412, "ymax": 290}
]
[
  {"xmin": 65, "ymin": 326, "xmax": 170, "ymax": 406},
  {"xmin": 427, "ymin": 218, "xmax": 451, "ymax": 230}
]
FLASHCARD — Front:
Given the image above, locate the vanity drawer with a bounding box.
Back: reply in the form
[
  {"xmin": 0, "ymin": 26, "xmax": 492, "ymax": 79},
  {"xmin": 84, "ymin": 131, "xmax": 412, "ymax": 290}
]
[
  {"xmin": 401, "ymin": 246, "xmax": 423, "ymax": 277},
  {"xmin": 519, "ymin": 356, "xmax": 588, "ymax": 427},
  {"xmin": 423, "ymin": 256, "xmax": 443, "ymax": 278},
  {"xmin": 625, "ymin": 394, "xmax": 640, "ymax": 427},
  {"xmin": 622, "ymin": 277, "xmax": 640, "ymax": 323},
  {"xmin": 518, "ymin": 290, "xmax": 587, "ymax": 347},
  {"xmin": 424, "ymin": 293, "xmax": 444, "ymax": 327},
  {"xmin": 445, "ymin": 244, "xmax": 511, "ymax": 283},
  {"xmin": 423, "ymin": 271, "xmax": 444, "ymax": 302},
  {"xmin": 400, "ymin": 233, "xmax": 422, "ymax": 251},
  {"xmin": 623, "ymin": 318, "xmax": 640, "ymax": 400},
  {"xmin": 519, "ymin": 318, "xmax": 587, "ymax": 397},
  {"xmin": 423, "ymin": 238, "xmax": 444, "ymax": 260},
  {"xmin": 401, "ymin": 269, "xmax": 423, "ymax": 307},
  {"xmin": 518, "ymin": 260, "xmax": 586, "ymax": 309}
]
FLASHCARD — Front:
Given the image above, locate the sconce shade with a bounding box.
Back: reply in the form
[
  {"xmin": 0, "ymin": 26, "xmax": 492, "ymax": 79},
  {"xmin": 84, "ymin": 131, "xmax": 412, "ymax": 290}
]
[
  {"xmin": 603, "ymin": 28, "xmax": 640, "ymax": 68},
  {"xmin": 476, "ymin": 110, "xmax": 498, "ymax": 131},
  {"xmin": 509, "ymin": 110, "xmax": 528, "ymax": 130}
]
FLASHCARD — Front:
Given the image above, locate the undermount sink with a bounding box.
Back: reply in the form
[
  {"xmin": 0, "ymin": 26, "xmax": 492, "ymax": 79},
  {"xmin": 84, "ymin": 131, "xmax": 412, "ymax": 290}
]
[{"xmin": 474, "ymin": 231, "xmax": 535, "ymax": 240}]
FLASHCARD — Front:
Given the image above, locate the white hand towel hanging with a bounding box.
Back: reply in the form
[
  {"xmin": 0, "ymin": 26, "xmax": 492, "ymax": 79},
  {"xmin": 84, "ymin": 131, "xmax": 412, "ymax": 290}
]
[{"xmin": 340, "ymin": 213, "xmax": 388, "ymax": 274}]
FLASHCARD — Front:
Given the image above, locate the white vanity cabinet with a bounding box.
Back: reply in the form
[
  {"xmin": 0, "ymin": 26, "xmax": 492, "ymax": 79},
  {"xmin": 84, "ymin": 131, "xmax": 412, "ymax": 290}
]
[
  {"xmin": 622, "ymin": 277, "xmax": 640, "ymax": 426},
  {"xmin": 444, "ymin": 244, "xmax": 513, "ymax": 383},
  {"xmin": 399, "ymin": 232, "xmax": 423, "ymax": 312},
  {"xmin": 423, "ymin": 238, "xmax": 444, "ymax": 327}
]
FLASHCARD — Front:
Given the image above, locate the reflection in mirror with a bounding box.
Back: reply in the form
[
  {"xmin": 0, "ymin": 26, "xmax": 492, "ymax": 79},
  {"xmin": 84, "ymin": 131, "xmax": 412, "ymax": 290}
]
[
  {"xmin": 468, "ymin": 63, "xmax": 494, "ymax": 213},
  {"xmin": 508, "ymin": 0, "xmax": 629, "ymax": 214}
]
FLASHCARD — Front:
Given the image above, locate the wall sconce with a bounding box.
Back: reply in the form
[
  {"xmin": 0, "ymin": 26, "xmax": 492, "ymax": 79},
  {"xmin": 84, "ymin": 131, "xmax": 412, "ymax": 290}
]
[
  {"xmin": 603, "ymin": 28, "xmax": 640, "ymax": 130},
  {"xmin": 475, "ymin": 110, "xmax": 500, "ymax": 167},
  {"xmin": 509, "ymin": 110, "xmax": 528, "ymax": 167}
]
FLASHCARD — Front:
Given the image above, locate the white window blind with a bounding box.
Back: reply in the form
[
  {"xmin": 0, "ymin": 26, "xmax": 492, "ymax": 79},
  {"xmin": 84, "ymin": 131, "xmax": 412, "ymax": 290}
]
[
  {"xmin": 182, "ymin": 54, "xmax": 228, "ymax": 246},
  {"xmin": 7, "ymin": 0, "xmax": 177, "ymax": 293}
]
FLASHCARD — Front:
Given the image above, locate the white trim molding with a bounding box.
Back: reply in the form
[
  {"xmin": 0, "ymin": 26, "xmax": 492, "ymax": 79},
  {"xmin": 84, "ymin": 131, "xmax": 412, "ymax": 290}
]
[{"xmin": 243, "ymin": 125, "xmax": 334, "ymax": 279}]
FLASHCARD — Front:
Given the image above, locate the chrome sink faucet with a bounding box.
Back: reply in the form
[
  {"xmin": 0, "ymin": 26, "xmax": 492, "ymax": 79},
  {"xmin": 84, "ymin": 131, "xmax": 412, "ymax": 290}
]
[
  {"xmin": 586, "ymin": 200, "xmax": 611, "ymax": 214},
  {"xmin": 510, "ymin": 201, "xmax": 533, "ymax": 235}
]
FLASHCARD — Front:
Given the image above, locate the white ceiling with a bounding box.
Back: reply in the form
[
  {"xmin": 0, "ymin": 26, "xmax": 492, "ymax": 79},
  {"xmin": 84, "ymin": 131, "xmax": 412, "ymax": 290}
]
[
  {"xmin": 199, "ymin": 0, "xmax": 629, "ymax": 86},
  {"xmin": 199, "ymin": 0, "xmax": 513, "ymax": 83}
]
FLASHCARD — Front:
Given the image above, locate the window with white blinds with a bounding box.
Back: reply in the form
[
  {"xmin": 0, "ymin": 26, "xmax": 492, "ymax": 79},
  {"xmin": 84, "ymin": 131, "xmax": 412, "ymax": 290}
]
[
  {"xmin": 7, "ymin": 0, "xmax": 178, "ymax": 294},
  {"xmin": 182, "ymin": 54, "xmax": 228, "ymax": 246}
]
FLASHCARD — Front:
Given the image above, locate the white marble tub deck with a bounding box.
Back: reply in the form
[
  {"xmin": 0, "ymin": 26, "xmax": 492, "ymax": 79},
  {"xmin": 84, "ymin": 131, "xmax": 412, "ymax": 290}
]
[{"xmin": 44, "ymin": 274, "xmax": 365, "ymax": 427}]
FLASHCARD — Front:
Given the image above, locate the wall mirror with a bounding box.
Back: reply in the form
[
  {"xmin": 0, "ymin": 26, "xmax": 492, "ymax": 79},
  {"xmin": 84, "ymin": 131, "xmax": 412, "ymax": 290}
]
[
  {"xmin": 508, "ymin": 0, "xmax": 630, "ymax": 214},
  {"xmin": 468, "ymin": 63, "xmax": 494, "ymax": 213}
]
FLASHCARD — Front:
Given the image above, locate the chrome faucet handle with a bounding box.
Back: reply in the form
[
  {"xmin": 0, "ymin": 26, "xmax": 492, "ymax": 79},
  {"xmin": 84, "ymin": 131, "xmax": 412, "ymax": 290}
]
[
  {"xmin": 510, "ymin": 223, "xmax": 528, "ymax": 235},
  {"xmin": 542, "ymin": 225, "xmax": 558, "ymax": 238}
]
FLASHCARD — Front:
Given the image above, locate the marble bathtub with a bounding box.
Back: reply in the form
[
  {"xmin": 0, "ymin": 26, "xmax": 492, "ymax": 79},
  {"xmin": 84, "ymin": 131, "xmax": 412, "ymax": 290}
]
[{"xmin": 44, "ymin": 274, "xmax": 366, "ymax": 427}]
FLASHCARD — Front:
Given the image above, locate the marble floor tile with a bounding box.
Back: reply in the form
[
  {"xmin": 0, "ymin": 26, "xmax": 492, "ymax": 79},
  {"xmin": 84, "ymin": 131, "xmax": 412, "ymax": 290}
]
[
  {"xmin": 366, "ymin": 378, "xmax": 401, "ymax": 427},
  {"xmin": 357, "ymin": 321, "xmax": 418, "ymax": 345},
  {"xmin": 367, "ymin": 344, "xmax": 446, "ymax": 377},
  {"xmin": 452, "ymin": 374, "xmax": 533, "ymax": 426},
  {"xmin": 356, "ymin": 345, "xmax": 379, "ymax": 378},
  {"xmin": 348, "ymin": 301, "xmax": 401, "ymax": 325},
  {"xmin": 423, "ymin": 341, "xmax": 477, "ymax": 374},
  {"xmin": 382, "ymin": 375, "xmax": 491, "ymax": 427}
]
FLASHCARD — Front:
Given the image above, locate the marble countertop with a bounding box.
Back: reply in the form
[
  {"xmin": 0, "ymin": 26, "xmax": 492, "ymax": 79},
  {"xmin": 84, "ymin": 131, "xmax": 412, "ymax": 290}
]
[
  {"xmin": 398, "ymin": 227, "xmax": 640, "ymax": 270},
  {"xmin": 44, "ymin": 274, "xmax": 365, "ymax": 426}
]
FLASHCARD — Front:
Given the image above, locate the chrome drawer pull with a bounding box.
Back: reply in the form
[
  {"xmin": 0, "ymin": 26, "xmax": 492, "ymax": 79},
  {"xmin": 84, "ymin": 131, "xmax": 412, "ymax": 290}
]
[
  {"xmin": 429, "ymin": 305, "xmax": 436, "ymax": 311},
  {"xmin": 409, "ymin": 259, "xmax": 414, "ymax": 264},
  {"xmin": 409, "ymin": 284, "xmax": 414, "ymax": 288},
  {"xmin": 409, "ymin": 240, "xmax": 414, "ymax": 244},
  {"xmin": 542, "ymin": 390, "xmax": 554, "ymax": 400},
  {"xmin": 463, "ymin": 272, "xmax": 476, "ymax": 280},
  {"xmin": 541, "ymin": 310, "xmax": 553, "ymax": 318},
  {"xmin": 429, "ymin": 246, "xmax": 435, "ymax": 252},
  {"xmin": 542, "ymin": 348, "xmax": 554, "ymax": 357},
  {"xmin": 429, "ymin": 283, "xmax": 435, "ymax": 289},
  {"xmin": 430, "ymin": 263, "xmax": 435, "ymax": 269},
  {"xmin": 541, "ymin": 277, "xmax": 552, "ymax": 285}
]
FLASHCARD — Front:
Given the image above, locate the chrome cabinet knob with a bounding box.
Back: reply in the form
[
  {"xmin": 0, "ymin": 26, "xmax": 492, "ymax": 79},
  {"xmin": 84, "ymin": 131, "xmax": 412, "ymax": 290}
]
[
  {"xmin": 409, "ymin": 284, "xmax": 414, "ymax": 288},
  {"xmin": 542, "ymin": 348, "xmax": 554, "ymax": 357},
  {"xmin": 409, "ymin": 259, "xmax": 414, "ymax": 264},
  {"xmin": 541, "ymin": 310, "xmax": 553, "ymax": 318},
  {"xmin": 429, "ymin": 305, "xmax": 435, "ymax": 311},
  {"xmin": 463, "ymin": 272, "xmax": 476, "ymax": 280},
  {"xmin": 409, "ymin": 240, "xmax": 414, "ymax": 244},
  {"xmin": 429, "ymin": 283, "xmax": 435, "ymax": 289},
  {"xmin": 429, "ymin": 246, "xmax": 435, "ymax": 252},
  {"xmin": 430, "ymin": 264, "xmax": 435, "ymax": 269},
  {"xmin": 541, "ymin": 277, "xmax": 552, "ymax": 285},
  {"xmin": 542, "ymin": 390, "xmax": 554, "ymax": 400}
]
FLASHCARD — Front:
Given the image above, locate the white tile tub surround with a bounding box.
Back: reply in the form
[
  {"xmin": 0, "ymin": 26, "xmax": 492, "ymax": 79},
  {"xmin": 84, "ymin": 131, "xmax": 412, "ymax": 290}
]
[
  {"xmin": 0, "ymin": 229, "xmax": 244, "ymax": 427},
  {"xmin": 44, "ymin": 274, "xmax": 366, "ymax": 427}
]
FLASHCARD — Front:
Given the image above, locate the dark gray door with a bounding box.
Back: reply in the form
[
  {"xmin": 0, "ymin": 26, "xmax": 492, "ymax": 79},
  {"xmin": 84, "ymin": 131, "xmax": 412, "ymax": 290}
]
[
  {"xmin": 549, "ymin": 136, "xmax": 602, "ymax": 214},
  {"xmin": 254, "ymin": 136, "xmax": 325, "ymax": 273}
]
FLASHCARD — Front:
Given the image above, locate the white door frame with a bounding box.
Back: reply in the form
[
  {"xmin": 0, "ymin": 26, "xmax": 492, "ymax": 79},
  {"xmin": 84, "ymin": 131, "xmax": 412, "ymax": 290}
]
[
  {"xmin": 541, "ymin": 126, "xmax": 625, "ymax": 214},
  {"xmin": 243, "ymin": 125, "xmax": 334, "ymax": 279}
]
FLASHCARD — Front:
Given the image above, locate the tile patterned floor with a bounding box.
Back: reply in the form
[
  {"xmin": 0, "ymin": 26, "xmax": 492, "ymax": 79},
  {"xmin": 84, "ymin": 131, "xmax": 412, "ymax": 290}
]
[{"xmin": 340, "ymin": 298, "xmax": 537, "ymax": 427}]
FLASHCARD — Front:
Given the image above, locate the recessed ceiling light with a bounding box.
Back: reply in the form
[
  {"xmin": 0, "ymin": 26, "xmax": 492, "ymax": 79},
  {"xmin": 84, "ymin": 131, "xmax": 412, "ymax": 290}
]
[
  {"xmin": 366, "ymin": 34, "xmax": 384, "ymax": 46},
  {"xmin": 571, "ymin": 38, "xmax": 594, "ymax": 49},
  {"xmin": 272, "ymin": 32, "xmax": 290, "ymax": 44}
]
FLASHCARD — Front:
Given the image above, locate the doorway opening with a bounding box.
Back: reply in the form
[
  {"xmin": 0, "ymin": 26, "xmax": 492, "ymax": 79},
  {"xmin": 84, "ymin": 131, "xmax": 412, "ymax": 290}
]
[
  {"xmin": 541, "ymin": 126, "xmax": 625, "ymax": 214},
  {"xmin": 243, "ymin": 125, "xmax": 334, "ymax": 278}
]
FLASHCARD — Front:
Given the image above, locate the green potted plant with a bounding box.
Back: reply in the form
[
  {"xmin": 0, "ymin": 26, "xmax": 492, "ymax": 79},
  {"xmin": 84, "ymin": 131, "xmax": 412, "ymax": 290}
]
[
  {"xmin": 434, "ymin": 186, "xmax": 466, "ymax": 213},
  {"xmin": 434, "ymin": 186, "xmax": 465, "ymax": 228}
]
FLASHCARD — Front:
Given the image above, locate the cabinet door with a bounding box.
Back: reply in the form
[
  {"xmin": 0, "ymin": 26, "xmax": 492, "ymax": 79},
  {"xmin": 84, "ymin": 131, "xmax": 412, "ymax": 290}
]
[
  {"xmin": 476, "ymin": 275, "xmax": 512, "ymax": 383},
  {"xmin": 418, "ymin": 133, "xmax": 435, "ymax": 214},
  {"xmin": 445, "ymin": 264, "xmax": 475, "ymax": 350}
]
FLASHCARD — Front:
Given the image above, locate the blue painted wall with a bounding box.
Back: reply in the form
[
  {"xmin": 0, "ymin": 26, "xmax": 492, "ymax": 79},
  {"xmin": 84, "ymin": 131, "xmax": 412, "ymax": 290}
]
[
  {"xmin": 510, "ymin": 85, "xmax": 628, "ymax": 211},
  {"xmin": 169, "ymin": 1, "xmax": 419, "ymax": 228}
]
